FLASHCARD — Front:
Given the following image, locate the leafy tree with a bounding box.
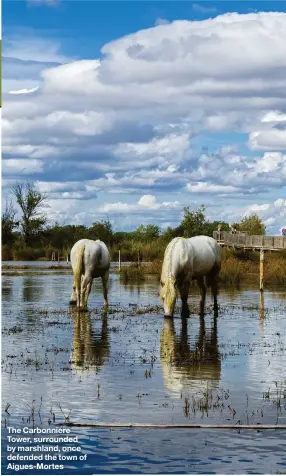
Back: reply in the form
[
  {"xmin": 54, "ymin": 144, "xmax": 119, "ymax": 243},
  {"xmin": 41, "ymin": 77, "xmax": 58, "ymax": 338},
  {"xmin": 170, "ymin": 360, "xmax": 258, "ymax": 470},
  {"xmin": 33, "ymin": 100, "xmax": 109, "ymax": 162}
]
[
  {"xmin": 11, "ymin": 182, "xmax": 48, "ymax": 245},
  {"xmin": 236, "ymin": 214, "xmax": 266, "ymax": 235},
  {"xmin": 42, "ymin": 224, "xmax": 88, "ymax": 249},
  {"xmin": 181, "ymin": 205, "xmax": 207, "ymax": 237},
  {"xmin": 112, "ymin": 231, "xmax": 129, "ymax": 245},
  {"xmin": 132, "ymin": 224, "xmax": 160, "ymax": 242},
  {"xmin": 88, "ymin": 220, "xmax": 113, "ymax": 245},
  {"xmin": 1, "ymin": 198, "xmax": 19, "ymax": 245}
]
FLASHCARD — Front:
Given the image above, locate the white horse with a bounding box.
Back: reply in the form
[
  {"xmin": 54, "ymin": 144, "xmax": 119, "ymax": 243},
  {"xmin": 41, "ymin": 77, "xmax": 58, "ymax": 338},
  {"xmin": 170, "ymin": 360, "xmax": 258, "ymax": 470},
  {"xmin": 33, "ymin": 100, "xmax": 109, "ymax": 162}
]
[
  {"xmin": 69, "ymin": 239, "xmax": 110, "ymax": 310},
  {"xmin": 160, "ymin": 236, "xmax": 221, "ymax": 317}
]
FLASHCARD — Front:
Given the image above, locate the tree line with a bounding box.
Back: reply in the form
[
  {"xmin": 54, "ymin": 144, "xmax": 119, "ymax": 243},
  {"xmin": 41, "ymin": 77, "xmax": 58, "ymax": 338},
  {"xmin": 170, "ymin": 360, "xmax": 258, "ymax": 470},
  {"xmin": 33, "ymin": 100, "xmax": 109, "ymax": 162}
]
[{"xmin": 2, "ymin": 181, "xmax": 266, "ymax": 261}]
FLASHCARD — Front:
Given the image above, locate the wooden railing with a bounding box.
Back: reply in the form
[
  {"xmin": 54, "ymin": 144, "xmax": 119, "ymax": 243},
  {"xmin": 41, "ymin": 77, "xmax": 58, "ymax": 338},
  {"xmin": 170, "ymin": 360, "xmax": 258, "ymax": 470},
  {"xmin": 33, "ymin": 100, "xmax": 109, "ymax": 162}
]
[{"xmin": 213, "ymin": 231, "xmax": 286, "ymax": 250}]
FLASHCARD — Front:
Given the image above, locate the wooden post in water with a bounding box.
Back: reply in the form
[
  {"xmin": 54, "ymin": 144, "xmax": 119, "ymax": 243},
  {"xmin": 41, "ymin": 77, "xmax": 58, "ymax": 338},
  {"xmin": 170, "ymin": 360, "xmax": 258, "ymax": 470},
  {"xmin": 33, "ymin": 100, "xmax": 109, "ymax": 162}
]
[
  {"xmin": 58, "ymin": 252, "xmax": 60, "ymax": 264},
  {"xmin": 119, "ymin": 250, "xmax": 121, "ymax": 271},
  {"xmin": 51, "ymin": 252, "xmax": 55, "ymax": 262},
  {"xmin": 259, "ymin": 249, "xmax": 264, "ymax": 292},
  {"xmin": 260, "ymin": 290, "xmax": 264, "ymax": 322}
]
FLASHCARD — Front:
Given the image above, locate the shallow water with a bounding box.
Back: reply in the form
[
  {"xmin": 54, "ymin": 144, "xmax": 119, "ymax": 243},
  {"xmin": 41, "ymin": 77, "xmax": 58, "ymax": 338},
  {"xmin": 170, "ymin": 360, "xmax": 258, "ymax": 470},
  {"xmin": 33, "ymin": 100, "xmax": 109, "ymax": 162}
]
[{"xmin": 1, "ymin": 270, "xmax": 286, "ymax": 474}]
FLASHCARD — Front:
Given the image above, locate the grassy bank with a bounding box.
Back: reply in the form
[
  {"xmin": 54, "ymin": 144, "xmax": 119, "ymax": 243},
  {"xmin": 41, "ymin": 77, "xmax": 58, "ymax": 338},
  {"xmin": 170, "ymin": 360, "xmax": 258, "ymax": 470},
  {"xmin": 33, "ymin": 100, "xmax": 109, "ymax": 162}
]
[{"xmin": 120, "ymin": 249, "xmax": 286, "ymax": 286}]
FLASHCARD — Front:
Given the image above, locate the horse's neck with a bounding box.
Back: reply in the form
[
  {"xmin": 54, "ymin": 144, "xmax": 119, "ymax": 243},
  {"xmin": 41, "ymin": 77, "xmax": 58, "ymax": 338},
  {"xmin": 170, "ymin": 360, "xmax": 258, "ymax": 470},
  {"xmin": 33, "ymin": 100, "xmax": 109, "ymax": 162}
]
[{"xmin": 164, "ymin": 237, "xmax": 184, "ymax": 278}]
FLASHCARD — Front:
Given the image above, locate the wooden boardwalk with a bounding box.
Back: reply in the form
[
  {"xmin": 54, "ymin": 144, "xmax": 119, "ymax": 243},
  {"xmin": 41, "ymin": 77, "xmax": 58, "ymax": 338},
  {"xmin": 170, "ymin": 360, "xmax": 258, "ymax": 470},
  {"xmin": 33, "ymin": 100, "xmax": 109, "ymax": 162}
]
[{"xmin": 213, "ymin": 231, "xmax": 286, "ymax": 251}]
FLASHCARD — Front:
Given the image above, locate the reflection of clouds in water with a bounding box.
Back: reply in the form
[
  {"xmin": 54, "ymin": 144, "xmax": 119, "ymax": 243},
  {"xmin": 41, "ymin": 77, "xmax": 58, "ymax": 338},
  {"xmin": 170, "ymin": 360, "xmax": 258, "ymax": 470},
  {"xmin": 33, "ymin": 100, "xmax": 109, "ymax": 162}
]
[
  {"xmin": 247, "ymin": 294, "xmax": 286, "ymax": 394},
  {"xmin": 160, "ymin": 316, "xmax": 220, "ymax": 397},
  {"xmin": 219, "ymin": 290, "xmax": 286, "ymax": 400},
  {"xmin": 69, "ymin": 310, "xmax": 109, "ymax": 372}
]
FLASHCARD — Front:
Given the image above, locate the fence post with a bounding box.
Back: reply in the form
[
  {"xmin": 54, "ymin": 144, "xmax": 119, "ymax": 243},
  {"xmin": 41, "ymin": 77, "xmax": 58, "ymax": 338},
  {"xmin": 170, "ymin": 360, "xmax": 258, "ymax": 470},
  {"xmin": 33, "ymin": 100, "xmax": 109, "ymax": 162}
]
[
  {"xmin": 259, "ymin": 249, "xmax": 264, "ymax": 292},
  {"xmin": 119, "ymin": 250, "xmax": 121, "ymax": 271}
]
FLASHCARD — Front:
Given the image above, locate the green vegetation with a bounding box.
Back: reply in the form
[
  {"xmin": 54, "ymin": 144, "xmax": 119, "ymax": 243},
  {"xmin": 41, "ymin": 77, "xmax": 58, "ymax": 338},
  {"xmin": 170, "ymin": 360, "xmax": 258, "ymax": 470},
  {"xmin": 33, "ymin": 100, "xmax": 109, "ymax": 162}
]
[
  {"xmin": 121, "ymin": 248, "xmax": 286, "ymax": 286},
  {"xmin": 1, "ymin": 180, "xmax": 269, "ymax": 264},
  {"xmin": 233, "ymin": 213, "xmax": 266, "ymax": 235}
]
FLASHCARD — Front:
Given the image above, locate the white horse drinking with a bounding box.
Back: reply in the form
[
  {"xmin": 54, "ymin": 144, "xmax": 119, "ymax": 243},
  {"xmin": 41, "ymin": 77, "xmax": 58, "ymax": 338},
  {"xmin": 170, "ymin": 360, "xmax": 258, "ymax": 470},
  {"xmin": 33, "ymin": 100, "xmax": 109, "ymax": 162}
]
[
  {"xmin": 160, "ymin": 236, "xmax": 221, "ymax": 317},
  {"xmin": 69, "ymin": 239, "xmax": 110, "ymax": 310}
]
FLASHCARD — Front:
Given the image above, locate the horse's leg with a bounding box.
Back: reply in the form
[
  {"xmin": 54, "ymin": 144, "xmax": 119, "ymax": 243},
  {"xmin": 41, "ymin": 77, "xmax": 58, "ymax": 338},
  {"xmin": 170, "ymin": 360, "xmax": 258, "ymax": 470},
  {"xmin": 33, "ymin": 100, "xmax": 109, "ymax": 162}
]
[
  {"xmin": 179, "ymin": 280, "xmax": 190, "ymax": 318},
  {"xmin": 207, "ymin": 266, "xmax": 220, "ymax": 317},
  {"xmin": 81, "ymin": 275, "xmax": 92, "ymax": 311},
  {"xmin": 76, "ymin": 279, "xmax": 81, "ymax": 309},
  {"xmin": 197, "ymin": 276, "xmax": 206, "ymax": 317},
  {"xmin": 210, "ymin": 274, "xmax": 219, "ymax": 317},
  {"xmin": 70, "ymin": 280, "xmax": 77, "ymax": 305},
  {"xmin": 102, "ymin": 270, "xmax": 109, "ymax": 308}
]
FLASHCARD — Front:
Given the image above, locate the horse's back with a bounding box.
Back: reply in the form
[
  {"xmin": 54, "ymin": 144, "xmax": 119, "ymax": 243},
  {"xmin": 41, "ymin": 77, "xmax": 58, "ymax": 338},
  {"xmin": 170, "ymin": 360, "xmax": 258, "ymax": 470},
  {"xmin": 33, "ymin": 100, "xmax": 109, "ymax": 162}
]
[
  {"xmin": 189, "ymin": 236, "xmax": 221, "ymax": 276},
  {"xmin": 71, "ymin": 239, "xmax": 110, "ymax": 274}
]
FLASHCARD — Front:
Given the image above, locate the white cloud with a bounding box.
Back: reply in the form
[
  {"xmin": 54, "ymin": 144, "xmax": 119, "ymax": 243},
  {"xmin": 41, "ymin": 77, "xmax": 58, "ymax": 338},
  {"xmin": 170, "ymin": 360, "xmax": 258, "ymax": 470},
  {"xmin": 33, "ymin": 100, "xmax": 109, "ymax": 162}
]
[
  {"xmin": 249, "ymin": 130, "xmax": 286, "ymax": 151},
  {"xmin": 98, "ymin": 195, "xmax": 180, "ymax": 214},
  {"xmin": 3, "ymin": 12, "xmax": 286, "ymax": 231},
  {"xmin": 274, "ymin": 198, "xmax": 286, "ymax": 208},
  {"xmin": 3, "ymin": 159, "xmax": 44, "ymax": 174},
  {"xmin": 138, "ymin": 194, "xmax": 157, "ymax": 207},
  {"xmin": 261, "ymin": 111, "xmax": 286, "ymax": 123},
  {"xmin": 249, "ymin": 109, "xmax": 286, "ymax": 151},
  {"xmin": 186, "ymin": 182, "xmax": 240, "ymax": 194},
  {"xmin": 245, "ymin": 203, "xmax": 271, "ymax": 213},
  {"xmin": 8, "ymin": 86, "xmax": 40, "ymax": 95}
]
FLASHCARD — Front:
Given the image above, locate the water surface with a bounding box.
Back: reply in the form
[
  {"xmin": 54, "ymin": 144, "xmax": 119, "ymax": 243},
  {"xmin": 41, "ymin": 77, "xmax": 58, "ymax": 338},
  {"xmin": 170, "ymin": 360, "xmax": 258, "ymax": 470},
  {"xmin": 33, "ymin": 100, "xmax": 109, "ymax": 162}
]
[{"xmin": 2, "ymin": 270, "xmax": 286, "ymax": 474}]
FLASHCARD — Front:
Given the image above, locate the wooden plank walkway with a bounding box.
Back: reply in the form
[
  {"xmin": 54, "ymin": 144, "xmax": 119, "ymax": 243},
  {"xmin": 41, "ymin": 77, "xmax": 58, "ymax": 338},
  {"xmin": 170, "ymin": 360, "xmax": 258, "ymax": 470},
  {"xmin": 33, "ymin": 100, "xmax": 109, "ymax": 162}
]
[{"xmin": 213, "ymin": 231, "xmax": 286, "ymax": 251}]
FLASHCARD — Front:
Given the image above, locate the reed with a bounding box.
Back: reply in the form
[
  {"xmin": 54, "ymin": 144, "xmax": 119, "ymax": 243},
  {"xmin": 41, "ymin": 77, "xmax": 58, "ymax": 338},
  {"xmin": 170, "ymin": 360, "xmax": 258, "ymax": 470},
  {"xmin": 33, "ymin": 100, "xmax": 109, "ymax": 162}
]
[
  {"xmin": 120, "ymin": 263, "xmax": 145, "ymax": 283},
  {"xmin": 120, "ymin": 251, "xmax": 286, "ymax": 286}
]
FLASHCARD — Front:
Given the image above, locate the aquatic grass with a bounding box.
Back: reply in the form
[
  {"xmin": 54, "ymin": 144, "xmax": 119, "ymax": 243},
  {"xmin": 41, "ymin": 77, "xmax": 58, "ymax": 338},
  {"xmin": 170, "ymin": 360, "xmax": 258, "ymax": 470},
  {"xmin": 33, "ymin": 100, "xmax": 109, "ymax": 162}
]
[
  {"xmin": 119, "ymin": 250, "xmax": 286, "ymax": 286},
  {"xmin": 120, "ymin": 263, "xmax": 145, "ymax": 283},
  {"xmin": 218, "ymin": 257, "xmax": 248, "ymax": 286}
]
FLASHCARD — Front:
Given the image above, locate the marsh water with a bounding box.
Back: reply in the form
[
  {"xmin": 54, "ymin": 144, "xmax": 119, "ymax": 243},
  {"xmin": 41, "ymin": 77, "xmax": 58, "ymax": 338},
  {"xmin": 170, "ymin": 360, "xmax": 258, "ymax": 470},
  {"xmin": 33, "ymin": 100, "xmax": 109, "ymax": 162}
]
[{"xmin": 1, "ymin": 266, "xmax": 286, "ymax": 474}]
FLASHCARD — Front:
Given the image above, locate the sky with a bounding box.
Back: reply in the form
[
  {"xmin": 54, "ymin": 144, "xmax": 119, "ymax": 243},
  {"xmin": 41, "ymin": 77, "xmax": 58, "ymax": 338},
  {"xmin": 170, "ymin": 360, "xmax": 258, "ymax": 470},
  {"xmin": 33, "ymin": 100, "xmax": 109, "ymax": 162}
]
[{"xmin": 2, "ymin": 0, "xmax": 286, "ymax": 234}]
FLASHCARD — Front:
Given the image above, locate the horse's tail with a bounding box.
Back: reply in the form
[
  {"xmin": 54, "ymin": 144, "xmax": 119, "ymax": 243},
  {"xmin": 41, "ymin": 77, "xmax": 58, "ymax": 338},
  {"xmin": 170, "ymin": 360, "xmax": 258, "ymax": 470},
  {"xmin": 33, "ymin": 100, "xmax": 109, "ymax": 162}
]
[{"xmin": 74, "ymin": 245, "xmax": 85, "ymax": 292}]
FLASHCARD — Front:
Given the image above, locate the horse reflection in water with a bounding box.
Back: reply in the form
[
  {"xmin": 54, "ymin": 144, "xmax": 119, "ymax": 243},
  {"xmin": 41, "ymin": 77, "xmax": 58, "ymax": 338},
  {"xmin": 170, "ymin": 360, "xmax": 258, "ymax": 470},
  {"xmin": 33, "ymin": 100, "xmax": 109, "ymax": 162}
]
[
  {"xmin": 160, "ymin": 316, "xmax": 220, "ymax": 396},
  {"xmin": 69, "ymin": 310, "xmax": 109, "ymax": 371}
]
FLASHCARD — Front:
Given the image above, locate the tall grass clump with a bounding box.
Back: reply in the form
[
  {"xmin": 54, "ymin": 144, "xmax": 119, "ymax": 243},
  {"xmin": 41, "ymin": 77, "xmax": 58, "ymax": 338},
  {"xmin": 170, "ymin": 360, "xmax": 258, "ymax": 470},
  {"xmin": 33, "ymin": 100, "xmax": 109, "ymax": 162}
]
[
  {"xmin": 119, "ymin": 249, "xmax": 286, "ymax": 287},
  {"xmin": 120, "ymin": 263, "xmax": 145, "ymax": 284},
  {"xmin": 111, "ymin": 239, "xmax": 166, "ymax": 262},
  {"xmin": 265, "ymin": 254, "xmax": 286, "ymax": 285},
  {"xmin": 2, "ymin": 245, "xmax": 13, "ymax": 261},
  {"xmin": 12, "ymin": 243, "xmax": 45, "ymax": 261},
  {"xmin": 218, "ymin": 257, "xmax": 250, "ymax": 286}
]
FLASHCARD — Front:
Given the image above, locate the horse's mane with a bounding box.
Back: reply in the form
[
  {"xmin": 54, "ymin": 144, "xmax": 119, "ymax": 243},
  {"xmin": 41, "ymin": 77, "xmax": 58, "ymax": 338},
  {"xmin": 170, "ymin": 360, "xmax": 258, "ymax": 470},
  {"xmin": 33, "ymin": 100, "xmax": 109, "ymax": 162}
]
[
  {"xmin": 160, "ymin": 237, "xmax": 183, "ymax": 301},
  {"xmin": 163, "ymin": 237, "xmax": 183, "ymax": 280}
]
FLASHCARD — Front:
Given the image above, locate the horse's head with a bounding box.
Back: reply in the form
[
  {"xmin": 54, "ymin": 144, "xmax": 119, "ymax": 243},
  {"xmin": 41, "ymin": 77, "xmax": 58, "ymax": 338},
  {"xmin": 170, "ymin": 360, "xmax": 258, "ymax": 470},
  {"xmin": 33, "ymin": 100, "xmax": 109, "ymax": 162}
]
[{"xmin": 160, "ymin": 276, "xmax": 177, "ymax": 317}]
